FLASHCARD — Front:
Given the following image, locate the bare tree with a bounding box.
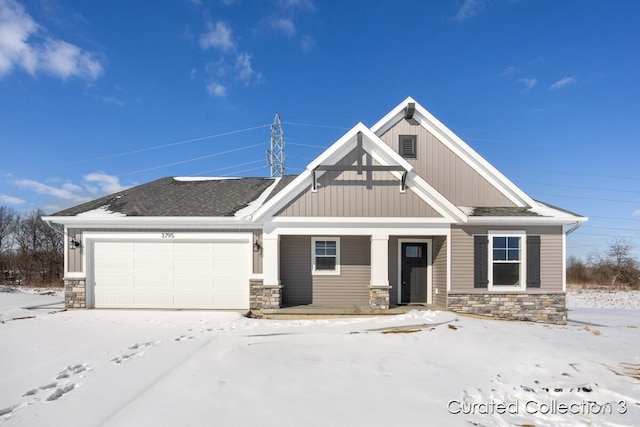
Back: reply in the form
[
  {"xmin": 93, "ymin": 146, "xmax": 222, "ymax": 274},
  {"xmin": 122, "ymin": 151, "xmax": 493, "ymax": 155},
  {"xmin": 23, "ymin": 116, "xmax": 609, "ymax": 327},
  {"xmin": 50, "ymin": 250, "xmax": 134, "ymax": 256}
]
[
  {"xmin": 0, "ymin": 206, "xmax": 18, "ymax": 283},
  {"xmin": 589, "ymin": 238, "xmax": 639, "ymax": 290}
]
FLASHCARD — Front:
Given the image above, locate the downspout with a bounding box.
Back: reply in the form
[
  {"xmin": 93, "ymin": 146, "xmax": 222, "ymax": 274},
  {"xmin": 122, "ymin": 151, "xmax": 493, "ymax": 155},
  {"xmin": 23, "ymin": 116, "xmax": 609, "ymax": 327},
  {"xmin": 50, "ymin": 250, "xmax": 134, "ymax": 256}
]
[{"xmin": 565, "ymin": 221, "xmax": 583, "ymax": 235}]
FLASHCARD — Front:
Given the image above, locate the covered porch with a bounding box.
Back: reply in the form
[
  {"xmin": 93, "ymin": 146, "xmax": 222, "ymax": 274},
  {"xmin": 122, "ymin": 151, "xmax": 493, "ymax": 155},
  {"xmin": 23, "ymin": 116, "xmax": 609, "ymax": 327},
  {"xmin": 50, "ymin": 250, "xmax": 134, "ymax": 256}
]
[{"xmin": 251, "ymin": 223, "xmax": 450, "ymax": 311}]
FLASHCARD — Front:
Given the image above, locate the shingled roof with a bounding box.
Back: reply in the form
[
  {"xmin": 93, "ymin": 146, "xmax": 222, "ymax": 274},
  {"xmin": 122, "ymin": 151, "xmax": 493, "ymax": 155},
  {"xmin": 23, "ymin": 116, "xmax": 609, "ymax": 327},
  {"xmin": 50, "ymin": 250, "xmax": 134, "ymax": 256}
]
[{"xmin": 52, "ymin": 176, "xmax": 297, "ymax": 217}]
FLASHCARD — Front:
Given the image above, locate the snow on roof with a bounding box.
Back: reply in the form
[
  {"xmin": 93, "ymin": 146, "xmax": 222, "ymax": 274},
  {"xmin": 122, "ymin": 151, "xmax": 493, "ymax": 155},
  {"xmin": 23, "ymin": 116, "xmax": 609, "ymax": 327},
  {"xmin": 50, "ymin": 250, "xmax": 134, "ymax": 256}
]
[{"xmin": 76, "ymin": 206, "xmax": 127, "ymax": 217}]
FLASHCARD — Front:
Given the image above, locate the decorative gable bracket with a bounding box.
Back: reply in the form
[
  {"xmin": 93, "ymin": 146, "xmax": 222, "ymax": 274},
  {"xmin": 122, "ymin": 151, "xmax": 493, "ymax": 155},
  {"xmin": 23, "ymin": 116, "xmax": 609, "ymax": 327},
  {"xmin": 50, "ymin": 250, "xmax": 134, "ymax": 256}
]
[{"xmin": 311, "ymin": 131, "xmax": 409, "ymax": 191}]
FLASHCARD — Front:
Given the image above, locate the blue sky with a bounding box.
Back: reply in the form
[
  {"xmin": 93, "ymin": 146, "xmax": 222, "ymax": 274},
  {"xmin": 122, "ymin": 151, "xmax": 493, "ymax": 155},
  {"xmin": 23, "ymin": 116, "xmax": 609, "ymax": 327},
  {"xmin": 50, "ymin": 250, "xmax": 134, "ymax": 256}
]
[{"xmin": 1, "ymin": 0, "xmax": 639, "ymax": 260}]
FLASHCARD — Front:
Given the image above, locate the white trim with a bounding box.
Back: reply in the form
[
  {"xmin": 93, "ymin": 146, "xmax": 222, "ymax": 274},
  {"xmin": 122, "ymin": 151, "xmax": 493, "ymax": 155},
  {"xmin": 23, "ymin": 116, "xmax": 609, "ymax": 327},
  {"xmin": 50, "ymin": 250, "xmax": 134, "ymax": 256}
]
[
  {"xmin": 270, "ymin": 216, "xmax": 454, "ymax": 224},
  {"xmin": 466, "ymin": 216, "xmax": 587, "ymax": 226},
  {"xmin": 370, "ymin": 97, "xmax": 537, "ymax": 208},
  {"xmin": 397, "ymin": 238, "xmax": 432, "ymax": 305},
  {"xmin": 251, "ymin": 122, "xmax": 466, "ymax": 223},
  {"xmin": 42, "ymin": 216, "xmax": 259, "ymax": 228},
  {"xmin": 487, "ymin": 230, "xmax": 526, "ymax": 292},
  {"xmin": 265, "ymin": 224, "xmax": 450, "ymax": 237},
  {"xmin": 311, "ymin": 237, "xmax": 341, "ymax": 276},
  {"xmin": 562, "ymin": 232, "xmax": 567, "ymax": 292}
]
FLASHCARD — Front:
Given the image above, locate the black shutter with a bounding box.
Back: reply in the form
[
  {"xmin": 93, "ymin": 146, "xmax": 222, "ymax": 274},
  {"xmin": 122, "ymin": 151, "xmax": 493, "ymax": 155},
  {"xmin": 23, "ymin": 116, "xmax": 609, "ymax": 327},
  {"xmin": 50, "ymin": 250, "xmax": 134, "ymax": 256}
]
[
  {"xmin": 474, "ymin": 235, "xmax": 488, "ymax": 288},
  {"xmin": 526, "ymin": 235, "xmax": 541, "ymax": 287}
]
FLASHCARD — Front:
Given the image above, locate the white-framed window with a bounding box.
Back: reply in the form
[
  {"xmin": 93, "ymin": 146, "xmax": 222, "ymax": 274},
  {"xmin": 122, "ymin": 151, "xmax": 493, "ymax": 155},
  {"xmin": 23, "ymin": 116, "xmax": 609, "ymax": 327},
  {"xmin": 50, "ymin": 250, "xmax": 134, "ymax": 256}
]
[
  {"xmin": 488, "ymin": 230, "xmax": 526, "ymax": 290},
  {"xmin": 312, "ymin": 237, "xmax": 340, "ymax": 275}
]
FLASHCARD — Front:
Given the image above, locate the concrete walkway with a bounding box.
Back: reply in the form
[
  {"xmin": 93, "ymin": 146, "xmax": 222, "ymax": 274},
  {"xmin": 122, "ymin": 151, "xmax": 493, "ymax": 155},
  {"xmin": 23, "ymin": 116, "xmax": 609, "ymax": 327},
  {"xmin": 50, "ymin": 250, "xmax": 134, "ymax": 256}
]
[{"xmin": 257, "ymin": 304, "xmax": 444, "ymax": 317}]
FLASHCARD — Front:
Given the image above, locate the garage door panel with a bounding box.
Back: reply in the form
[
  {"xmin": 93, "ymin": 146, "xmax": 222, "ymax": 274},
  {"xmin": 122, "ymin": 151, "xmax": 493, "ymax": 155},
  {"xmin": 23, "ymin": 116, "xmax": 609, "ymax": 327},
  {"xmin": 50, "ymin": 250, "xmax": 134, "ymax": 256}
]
[
  {"xmin": 95, "ymin": 291, "xmax": 134, "ymax": 307},
  {"xmin": 174, "ymin": 294, "xmax": 214, "ymax": 308},
  {"xmin": 95, "ymin": 276, "xmax": 133, "ymax": 289},
  {"xmin": 213, "ymin": 295, "xmax": 246, "ymax": 309},
  {"xmin": 92, "ymin": 239, "xmax": 250, "ymax": 309},
  {"xmin": 173, "ymin": 276, "xmax": 213, "ymax": 289},
  {"xmin": 173, "ymin": 258, "xmax": 214, "ymax": 273},
  {"xmin": 134, "ymin": 242, "xmax": 173, "ymax": 253},
  {"xmin": 134, "ymin": 294, "xmax": 173, "ymax": 307},
  {"xmin": 133, "ymin": 276, "xmax": 173, "ymax": 289}
]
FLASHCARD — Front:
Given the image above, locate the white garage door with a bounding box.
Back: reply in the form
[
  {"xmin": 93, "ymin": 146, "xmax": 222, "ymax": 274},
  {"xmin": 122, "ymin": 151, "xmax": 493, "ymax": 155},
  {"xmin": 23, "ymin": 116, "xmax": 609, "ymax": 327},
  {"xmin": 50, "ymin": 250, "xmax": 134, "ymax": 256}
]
[{"xmin": 91, "ymin": 239, "xmax": 250, "ymax": 309}]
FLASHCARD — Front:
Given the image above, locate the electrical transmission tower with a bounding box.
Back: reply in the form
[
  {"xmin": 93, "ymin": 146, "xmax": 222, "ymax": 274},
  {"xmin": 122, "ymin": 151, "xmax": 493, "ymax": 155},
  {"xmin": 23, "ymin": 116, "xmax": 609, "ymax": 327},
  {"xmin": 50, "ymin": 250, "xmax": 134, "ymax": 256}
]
[{"xmin": 267, "ymin": 112, "xmax": 286, "ymax": 177}]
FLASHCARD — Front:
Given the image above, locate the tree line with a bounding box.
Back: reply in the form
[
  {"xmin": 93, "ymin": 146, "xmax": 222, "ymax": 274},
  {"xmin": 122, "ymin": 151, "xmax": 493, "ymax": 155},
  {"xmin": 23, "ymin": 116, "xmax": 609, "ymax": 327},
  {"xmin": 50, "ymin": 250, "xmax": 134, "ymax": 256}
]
[
  {"xmin": 0, "ymin": 206, "xmax": 63, "ymax": 286},
  {"xmin": 567, "ymin": 238, "xmax": 640, "ymax": 289}
]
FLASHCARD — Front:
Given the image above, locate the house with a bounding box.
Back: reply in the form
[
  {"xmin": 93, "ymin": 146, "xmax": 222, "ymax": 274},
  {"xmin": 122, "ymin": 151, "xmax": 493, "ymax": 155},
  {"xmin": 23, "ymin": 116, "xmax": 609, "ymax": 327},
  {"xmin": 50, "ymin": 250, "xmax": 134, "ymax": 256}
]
[{"xmin": 43, "ymin": 97, "xmax": 587, "ymax": 324}]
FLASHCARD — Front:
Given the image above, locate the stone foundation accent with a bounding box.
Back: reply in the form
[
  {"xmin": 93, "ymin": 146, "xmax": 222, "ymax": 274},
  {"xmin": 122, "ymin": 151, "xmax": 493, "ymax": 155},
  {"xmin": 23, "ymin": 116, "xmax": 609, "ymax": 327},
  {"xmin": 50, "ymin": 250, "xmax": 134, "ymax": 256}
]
[
  {"xmin": 447, "ymin": 292, "xmax": 566, "ymax": 325},
  {"xmin": 250, "ymin": 279, "xmax": 282, "ymax": 310},
  {"xmin": 369, "ymin": 286, "xmax": 391, "ymax": 310},
  {"xmin": 64, "ymin": 278, "xmax": 87, "ymax": 309}
]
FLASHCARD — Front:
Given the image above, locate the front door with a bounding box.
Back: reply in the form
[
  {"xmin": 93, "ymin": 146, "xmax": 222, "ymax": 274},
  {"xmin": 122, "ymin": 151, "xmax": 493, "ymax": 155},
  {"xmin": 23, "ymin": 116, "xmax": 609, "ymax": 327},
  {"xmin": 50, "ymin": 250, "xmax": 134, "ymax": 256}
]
[{"xmin": 401, "ymin": 242, "xmax": 428, "ymax": 304}]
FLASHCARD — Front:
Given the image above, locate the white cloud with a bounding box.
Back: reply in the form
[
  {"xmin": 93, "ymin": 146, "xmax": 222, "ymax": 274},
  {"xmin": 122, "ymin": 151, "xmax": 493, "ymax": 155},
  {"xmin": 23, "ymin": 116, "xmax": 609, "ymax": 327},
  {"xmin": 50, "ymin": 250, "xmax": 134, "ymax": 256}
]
[
  {"xmin": 14, "ymin": 179, "xmax": 92, "ymax": 203},
  {"xmin": 199, "ymin": 21, "xmax": 235, "ymax": 52},
  {"xmin": 206, "ymin": 81, "xmax": 226, "ymax": 97},
  {"xmin": 235, "ymin": 52, "xmax": 261, "ymax": 85},
  {"xmin": 633, "ymin": 209, "xmax": 640, "ymax": 217},
  {"xmin": 270, "ymin": 17, "xmax": 296, "ymax": 36},
  {"xmin": 452, "ymin": 0, "xmax": 486, "ymax": 23},
  {"xmin": 518, "ymin": 77, "xmax": 537, "ymax": 92},
  {"xmin": 279, "ymin": 0, "xmax": 315, "ymax": 12},
  {"xmin": 500, "ymin": 66, "xmax": 516, "ymax": 76},
  {"xmin": 0, "ymin": 194, "xmax": 25, "ymax": 205},
  {"xmin": 550, "ymin": 76, "xmax": 576, "ymax": 91},
  {"xmin": 39, "ymin": 38, "xmax": 102, "ymax": 80},
  {"xmin": 0, "ymin": 0, "xmax": 103, "ymax": 80},
  {"xmin": 83, "ymin": 172, "xmax": 127, "ymax": 193},
  {"xmin": 300, "ymin": 34, "xmax": 314, "ymax": 52},
  {"xmin": 12, "ymin": 172, "xmax": 126, "ymax": 206}
]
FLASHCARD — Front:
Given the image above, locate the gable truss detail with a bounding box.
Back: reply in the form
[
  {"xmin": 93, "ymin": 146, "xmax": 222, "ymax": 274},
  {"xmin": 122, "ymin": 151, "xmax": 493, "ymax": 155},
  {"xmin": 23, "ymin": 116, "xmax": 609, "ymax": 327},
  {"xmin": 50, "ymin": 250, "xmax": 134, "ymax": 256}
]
[{"xmin": 311, "ymin": 132, "xmax": 409, "ymax": 191}]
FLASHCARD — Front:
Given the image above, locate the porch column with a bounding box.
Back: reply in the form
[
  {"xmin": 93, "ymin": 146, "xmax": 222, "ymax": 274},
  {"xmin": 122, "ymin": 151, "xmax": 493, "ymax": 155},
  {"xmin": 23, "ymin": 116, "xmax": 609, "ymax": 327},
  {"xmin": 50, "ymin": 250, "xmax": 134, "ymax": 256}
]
[
  {"xmin": 370, "ymin": 234, "xmax": 391, "ymax": 310},
  {"xmin": 259, "ymin": 233, "xmax": 282, "ymax": 310},
  {"xmin": 262, "ymin": 233, "xmax": 280, "ymax": 286}
]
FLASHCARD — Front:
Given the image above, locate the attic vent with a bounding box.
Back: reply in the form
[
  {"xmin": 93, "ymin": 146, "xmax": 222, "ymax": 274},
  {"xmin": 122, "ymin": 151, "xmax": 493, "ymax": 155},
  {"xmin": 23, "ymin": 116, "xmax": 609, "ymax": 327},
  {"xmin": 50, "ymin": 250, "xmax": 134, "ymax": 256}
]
[{"xmin": 399, "ymin": 135, "xmax": 417, "ymax": 158}]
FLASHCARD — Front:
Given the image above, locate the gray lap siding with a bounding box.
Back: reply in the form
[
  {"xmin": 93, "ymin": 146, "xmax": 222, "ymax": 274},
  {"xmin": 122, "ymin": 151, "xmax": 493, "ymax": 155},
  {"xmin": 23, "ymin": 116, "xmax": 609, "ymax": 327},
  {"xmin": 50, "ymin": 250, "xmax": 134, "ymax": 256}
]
[
  {"xmin": 450, "ymin": 225, "xmax": 564, "ymax": 292},
  {"xmin": 280, "ymin": 235, "xmax": 371, "ymax": 306}
]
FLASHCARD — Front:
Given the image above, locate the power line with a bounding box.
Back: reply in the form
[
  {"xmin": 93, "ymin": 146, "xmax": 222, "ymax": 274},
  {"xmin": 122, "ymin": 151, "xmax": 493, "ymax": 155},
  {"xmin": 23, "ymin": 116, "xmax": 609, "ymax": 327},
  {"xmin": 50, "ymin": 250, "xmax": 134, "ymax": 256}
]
[
  {"xmin": 66, "ymin": 124, "xmax": 272, "ymax": 166},
  {"xmin": 520, "ymin": 181, "xmax": 640, "ymax": 195},
  {"xmin": 120, "ymin": 142, "xmax": 265, "ymax": 176},
  {"xmin": 532, "ymin": 193, "xmax": 640, "ymax": 204},
  {"xmin": 283, "ymin": 122, "xmax": 349, "ymax": 130}
]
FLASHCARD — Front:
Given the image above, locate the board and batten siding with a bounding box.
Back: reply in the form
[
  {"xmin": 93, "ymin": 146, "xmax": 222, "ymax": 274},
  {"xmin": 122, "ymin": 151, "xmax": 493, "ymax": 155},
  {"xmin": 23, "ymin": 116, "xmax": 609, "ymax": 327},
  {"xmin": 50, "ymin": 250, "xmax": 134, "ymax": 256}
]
[
  {"xmin": 450, "ymin": 225, "xmax": 564, "ymax": 292},
  {"xmin": 280, "ymin": 235, "xmax": 370, "ymax": 306},
  {"xmin": 65, "ymin": 228, "xmax": 263, "ymax": 275},
  {"xmin": 388, "ymin": 236, "xmax": 447, "ymax": 307},
  {"xmin": 431, "ymin": 236, "xmax": 447, "ymax": 307},
  {"xmin": 379, "ymin": 119, "xmax": 515, "ymax": 207},
  {"xmin": 275, "ymin": 148, "xmax": 442, "ymax": 218}
]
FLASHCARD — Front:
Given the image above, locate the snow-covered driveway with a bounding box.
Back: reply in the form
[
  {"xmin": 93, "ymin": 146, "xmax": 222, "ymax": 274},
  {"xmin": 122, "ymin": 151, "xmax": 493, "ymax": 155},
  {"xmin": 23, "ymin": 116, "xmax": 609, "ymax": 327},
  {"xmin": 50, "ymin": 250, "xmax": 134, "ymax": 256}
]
[{"xmin": 1, "ymin": 289, "xmax": 639, "ymax": 426}]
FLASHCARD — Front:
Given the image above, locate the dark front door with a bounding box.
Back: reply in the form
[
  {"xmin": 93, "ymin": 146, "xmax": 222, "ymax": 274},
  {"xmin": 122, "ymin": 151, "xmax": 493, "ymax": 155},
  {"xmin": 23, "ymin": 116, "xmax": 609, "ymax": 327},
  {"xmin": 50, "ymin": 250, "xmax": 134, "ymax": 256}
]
[{"xmin": 401, "ymin": 242, "xmax": 428, "ymax": 304}]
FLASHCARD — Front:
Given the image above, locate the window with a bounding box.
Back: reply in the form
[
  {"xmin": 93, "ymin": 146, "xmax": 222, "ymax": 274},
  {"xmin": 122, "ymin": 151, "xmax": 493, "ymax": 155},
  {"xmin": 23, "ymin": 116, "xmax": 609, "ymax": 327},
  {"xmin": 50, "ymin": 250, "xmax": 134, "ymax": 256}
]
[
  {"xmin": 488, "ymin": 231, "xmax": 526, "ymax": 290},
  {"xmin": 399, "ymin": 135, "xmax": 417, "ymax": 158},
  {"xmin": 312, "ymin": 237, "xmax": 340, "ymax": 275}
]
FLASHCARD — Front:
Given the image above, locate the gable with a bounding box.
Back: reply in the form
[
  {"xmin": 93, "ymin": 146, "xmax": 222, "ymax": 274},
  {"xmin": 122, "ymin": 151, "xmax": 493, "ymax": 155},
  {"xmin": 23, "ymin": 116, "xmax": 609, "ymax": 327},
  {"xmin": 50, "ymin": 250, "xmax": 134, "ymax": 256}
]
[
  {"xmin": 274, "ymin": 147, "xmax": 443, "ymax": 218},
  {"xmin": 380, "ymin": 119, "xmax": 516, "ymax": 207}
]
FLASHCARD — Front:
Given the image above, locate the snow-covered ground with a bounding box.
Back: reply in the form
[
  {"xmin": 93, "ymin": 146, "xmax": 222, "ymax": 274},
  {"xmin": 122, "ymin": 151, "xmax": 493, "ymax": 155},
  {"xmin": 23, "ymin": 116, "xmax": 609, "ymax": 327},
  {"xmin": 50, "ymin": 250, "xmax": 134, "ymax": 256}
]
[{"xmin": 0, "ymin": 287, "xmax": 638, "ymax": 427}]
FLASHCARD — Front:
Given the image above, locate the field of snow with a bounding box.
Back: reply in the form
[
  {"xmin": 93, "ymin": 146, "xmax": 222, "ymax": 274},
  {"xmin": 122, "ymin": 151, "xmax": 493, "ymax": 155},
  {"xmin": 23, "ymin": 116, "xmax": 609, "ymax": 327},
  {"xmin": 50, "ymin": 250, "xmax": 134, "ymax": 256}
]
[{"xmin": 0, "ymin": 287, "xmax": 638, "ymax": 427}]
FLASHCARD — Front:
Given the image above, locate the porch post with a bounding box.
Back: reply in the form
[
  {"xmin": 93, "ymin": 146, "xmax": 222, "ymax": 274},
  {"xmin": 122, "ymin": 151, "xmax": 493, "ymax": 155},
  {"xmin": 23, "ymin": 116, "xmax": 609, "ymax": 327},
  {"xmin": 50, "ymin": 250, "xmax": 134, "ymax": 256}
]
[
  {"xmin": 369, "ymin": 234, "xmax": 391, "ymax": 310},
  {"xmin": 258, "ymin": 233, "xmax": 282, "ymax": 309}
]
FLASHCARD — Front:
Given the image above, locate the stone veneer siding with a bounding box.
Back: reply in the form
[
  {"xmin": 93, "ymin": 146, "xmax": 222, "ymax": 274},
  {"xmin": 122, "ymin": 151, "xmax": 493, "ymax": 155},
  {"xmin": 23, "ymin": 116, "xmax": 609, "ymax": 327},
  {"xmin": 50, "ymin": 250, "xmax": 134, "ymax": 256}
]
[
  {"xmin": 369, "ymin": 286, "xmax": 391, "ymax": 310},
  {"xmin": 447, "ymin": 292, "xmax": 566, "ymax": 325},
  {"xmin": 250, "ymin": 279, "xmax": 282, "ymax": 310},
  {"xmin": 64, "ymin": 277, "xmax": 87, "ymax": 308}
]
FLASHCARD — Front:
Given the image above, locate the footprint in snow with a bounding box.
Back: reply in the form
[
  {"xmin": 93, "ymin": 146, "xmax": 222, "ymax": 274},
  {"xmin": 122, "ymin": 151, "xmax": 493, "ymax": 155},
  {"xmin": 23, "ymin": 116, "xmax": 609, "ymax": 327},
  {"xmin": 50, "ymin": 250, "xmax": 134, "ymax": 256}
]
[
  {"xmin": 112, "ymin": 341, "xmax": 158, "ymax": 364},
  {"xmin": 174, "ymin": 335, "xmax": 196, "ymax": 342}
]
